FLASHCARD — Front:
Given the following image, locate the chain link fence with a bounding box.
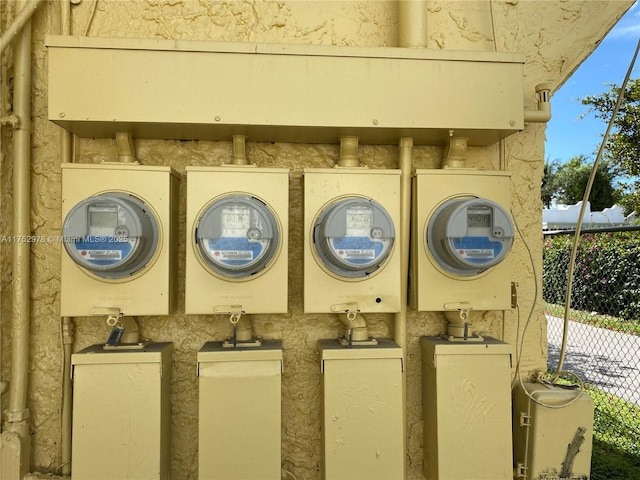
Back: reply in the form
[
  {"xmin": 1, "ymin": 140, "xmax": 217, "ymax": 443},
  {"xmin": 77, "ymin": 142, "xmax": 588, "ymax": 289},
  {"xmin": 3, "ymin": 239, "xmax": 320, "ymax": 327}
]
[{"xmin": 543, "ymin": 228, "xmax": 640, "ymax": 457}]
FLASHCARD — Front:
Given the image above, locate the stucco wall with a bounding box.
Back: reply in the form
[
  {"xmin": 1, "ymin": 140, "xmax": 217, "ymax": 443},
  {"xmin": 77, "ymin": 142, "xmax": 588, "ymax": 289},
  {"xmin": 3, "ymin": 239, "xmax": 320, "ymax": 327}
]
[{"xmin": 0, "ymin": 1, "xmax": 632, "ymax": 478}]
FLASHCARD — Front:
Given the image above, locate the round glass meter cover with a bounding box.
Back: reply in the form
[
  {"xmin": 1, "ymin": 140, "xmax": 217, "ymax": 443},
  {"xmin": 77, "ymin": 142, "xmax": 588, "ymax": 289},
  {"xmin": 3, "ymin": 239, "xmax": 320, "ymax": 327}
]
[
  {"xmin": 313, "ymin": 197, "xmax": 395, "ymax": 278},
  {"xmin": 427, "ymin": 197, "xmax": 513, "ymax": 276},
  {"xmin": 62, "ymin": 192, "xmax": 160, "ymax": 279},
  {"xmin": 195, "ymin": 195, "xmax": 280, "ymax": 278}
]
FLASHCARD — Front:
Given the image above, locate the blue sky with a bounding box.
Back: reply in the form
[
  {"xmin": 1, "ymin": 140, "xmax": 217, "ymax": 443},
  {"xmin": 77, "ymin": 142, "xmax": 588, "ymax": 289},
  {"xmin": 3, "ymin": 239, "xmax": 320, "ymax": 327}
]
[{"xmin": 544, "ymin": 2, "xmax": 640, "ymax": 163}]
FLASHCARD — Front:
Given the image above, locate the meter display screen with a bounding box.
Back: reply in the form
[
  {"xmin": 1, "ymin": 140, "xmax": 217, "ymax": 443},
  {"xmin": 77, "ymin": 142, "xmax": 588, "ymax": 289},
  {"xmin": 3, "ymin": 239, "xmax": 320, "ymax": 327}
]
[
  {"xmin": 427, "ymin": 197, "xmax": 513, "ymax": 276},
  {"xmin": 346, "ymin": 206, "xmax": 373, "ymax": 232},
  {"xmin": 195, "ymin": 195, "xmax": 280, "ymax": 278},
  {"xmin": 467, "ymin": 207, "xmax": 492, "ymax": 228},
  {"xmin": 221, "ymin": 206, "xmax": 251, "ymax": 236},
  {"xmin": 89, "ymin": 209, "xmax": 118, "ymax": 229},
  {"xmin": 63, "ymin": 193, "xmax": 160, "ymax": 279},
  {"xmin": 313, "ymin": 197, "xmax": 395, "ymax": 278}
]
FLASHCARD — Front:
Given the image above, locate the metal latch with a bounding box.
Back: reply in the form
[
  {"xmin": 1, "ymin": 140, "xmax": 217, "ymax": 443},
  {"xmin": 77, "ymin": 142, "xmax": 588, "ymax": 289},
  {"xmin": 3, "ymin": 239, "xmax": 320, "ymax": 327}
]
[
  {"xmin": 519, "ymin": 411, "xmax": 531, "ymax": 427},
  {"xmin": 330, "ymin": 302, "xmax": 359, "ymax": 315},
  {"xmin": 90, "ymin": 306, "xmax": 122, "ymax": 319},
  {"xmin": 515, "ymin": 462, "xmax": 528, "ymax": 478}
]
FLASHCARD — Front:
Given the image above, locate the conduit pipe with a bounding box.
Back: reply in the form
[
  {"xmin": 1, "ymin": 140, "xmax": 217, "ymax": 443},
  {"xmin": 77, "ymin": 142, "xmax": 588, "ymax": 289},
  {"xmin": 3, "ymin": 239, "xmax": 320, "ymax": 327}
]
[
  {"xmin": 523, "ymin": 83, "xmax": 552, "ymax": 123},
  {"xmin": 395, "ymin": 138, "xmax": 412, "ymax": 479},
  {"xmin": 337, "ymin": 136, "xmax": 360, "ymax": 168},
  {"xmin": 397, "ymin": 4, "xmax": 426, "ymax": 476},
  {"xmin": 442, "ymin": 136, "xmax": 468, "ymax": 169},
  {"xmin": 116, "ymin": 132, "xmax": 137, "ymax": 163},
  {"xmin": 395, "ymin": 137, "xmax": 412, "ymax": 354},
  {"xmin": 0, "ymin": 0, "xmax": 44, "ymax": 55},
  {"xmin": 60, "ymin": 316, "xmax": 73, "ymax": 476},
  {"xmin": 398, "ymin": 0, "xmax": 428, "ymax": 48},
  {"xmin": 4, "ymin": 2, "xmax": 33, "ymax": 476},
  {"xmin": 59, "ymin": 2, "xmax": 74, "ymax": 475}
]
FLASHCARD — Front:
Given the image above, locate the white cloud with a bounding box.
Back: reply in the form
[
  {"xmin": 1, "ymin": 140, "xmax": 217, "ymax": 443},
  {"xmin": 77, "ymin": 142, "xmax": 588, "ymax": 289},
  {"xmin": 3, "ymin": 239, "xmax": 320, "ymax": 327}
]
[
  {"xmin": 608, "ymin": 1, "xmax": 640, "ymax": 39},
  {"xmin": 609, "ymin": 23, "xmax": 640, "ymax": 39}
]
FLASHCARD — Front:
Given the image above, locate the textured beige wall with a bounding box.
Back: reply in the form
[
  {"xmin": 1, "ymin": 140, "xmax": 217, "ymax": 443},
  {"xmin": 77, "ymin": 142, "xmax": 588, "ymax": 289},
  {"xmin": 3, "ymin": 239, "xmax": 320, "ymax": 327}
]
[{"xmin": 0, "ymin": 0, "xmax": 633, "ymax": 478}]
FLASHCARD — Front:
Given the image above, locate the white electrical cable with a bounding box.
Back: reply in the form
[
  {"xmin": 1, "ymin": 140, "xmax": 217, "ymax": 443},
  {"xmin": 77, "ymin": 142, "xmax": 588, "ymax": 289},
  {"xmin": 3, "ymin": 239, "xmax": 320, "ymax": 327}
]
[
  {"xmin": 552, "ymin": 34, "xmax": 640, "ymax": 382},
  {"xmin": 513, "ymin": 33, "xmax": 640, "ymax": 409},
  {"xmin": 511, "ymin": 209, "xmax": 584, "ymax": 409}
]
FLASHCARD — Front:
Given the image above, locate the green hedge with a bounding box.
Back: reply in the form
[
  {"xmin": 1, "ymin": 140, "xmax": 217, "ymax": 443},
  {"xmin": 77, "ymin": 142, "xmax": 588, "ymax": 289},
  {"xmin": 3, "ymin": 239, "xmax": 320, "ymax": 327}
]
[{"xmin": 543, "ymin": 232, "xmax": 640, "ymax": 321}]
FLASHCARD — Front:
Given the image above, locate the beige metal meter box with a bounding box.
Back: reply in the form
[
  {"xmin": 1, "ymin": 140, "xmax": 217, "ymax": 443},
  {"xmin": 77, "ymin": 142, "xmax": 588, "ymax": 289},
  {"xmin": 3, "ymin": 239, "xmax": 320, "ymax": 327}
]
[
  {"xmin": 319, "ymin": 339, "xmax": 404, "ymax": 480},
  {"xmin": 46, "ymin": 35, "xmax": 524, "ymax": 145},
  {"xmin": 304, "ymin": 168, "xmax": 401, "ymax": 313},
  {"xmin": 421, "ymin": 336, "xmax": 512, "ymax": 480},
  {"xmin": 71, "ymin": 342, "xmax": 172, "ymax": 480},
  {"xmin": 186, "ymin": 166, "xmax": 289, "ymax": 314},
  {"xmin": 410, "ymin": 169, "xmax": 513, "ymax": 312},
  {"xmin": 513, "ymin": 382, "xmax": 594, "ymax": 480},
  {"xmin": 198, "ymin": 341, "xmax": 283, "ymax": 479},
  {"xmin": 61, "ymin": 163, "xmax": 178, "ymax": 317}
]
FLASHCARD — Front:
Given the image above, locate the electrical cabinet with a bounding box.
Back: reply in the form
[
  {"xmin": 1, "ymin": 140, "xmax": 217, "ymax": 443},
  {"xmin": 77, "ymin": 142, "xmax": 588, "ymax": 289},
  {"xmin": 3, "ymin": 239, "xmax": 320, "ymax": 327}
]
[
  {"xmin": 410, "ymin": 169, "xmax": 513, "ymax": 312},
  {"xmin": 47, "ymin": 35, "xmax": 525, "ymax": 145},
  {"xmin": 198, "ymin": 341, "xmax": 283, "ymax": 479},
  {"xmin": 60, "ymin": 163, "xmax": 178, "ymax": 317},
  {"xmin": 304, "ymin": 168, "xmax": 401, "ymax": 313},
  {"xmin": 71, "ymin": 343, "xmax": 172, "ymax": 480},
  {"xmin": 420, "ymin": 336, "xmax": 513, "ymax": 480},
  {"xmin": 513, "ymin": 382, "xmax": 594, "ymax": 480},
  {"xmin": 185, "ymin": 166, "xmax": 289, "ymax": 314},
  {"xmin": 319, "ymin": 339, "xmax": 404, "ymax": 480}
]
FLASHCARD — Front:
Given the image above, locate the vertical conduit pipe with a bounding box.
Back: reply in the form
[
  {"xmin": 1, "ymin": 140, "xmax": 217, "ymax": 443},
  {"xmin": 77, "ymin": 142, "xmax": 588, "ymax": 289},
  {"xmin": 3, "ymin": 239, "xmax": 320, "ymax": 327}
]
[
  {"xmin": 397, "ymin": 4, "xmax": 426, "ymax": 477},
  {"xmin": 397, "ymin": 137, "xmax": 412, "ymax": 479},
  {"xmin": 395, "ymin": 138, "xmax": 412, "ymax": 354},
  {"xmin": 5, "ymin": 1, "xmax": 33, "ymax": 473},
  {"xmin": 337, "ymin": 136, "xmax": 360, "ymax": 168},
  {"xmin": 398, "ymin": 0, "xmax": 428, "ymax": 48},
  {"xmin": 59, "ymin": 0, "xmax": 74, "ymax": 473}
]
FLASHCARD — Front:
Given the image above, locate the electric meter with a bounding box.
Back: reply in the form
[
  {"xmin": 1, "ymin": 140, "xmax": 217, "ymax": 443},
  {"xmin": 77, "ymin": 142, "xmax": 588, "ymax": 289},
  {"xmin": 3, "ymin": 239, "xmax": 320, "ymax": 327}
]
[
  {"xmin": 427, "ymin": 197, "xmax": 513, "ymax": 276},
  {"xmin": 195, "ymin": 194, "xmax": 280, "ymax": 278},
  {"xmin": 63, "ymin": 192, "xmax": 160, "ymax": 279},
  {"xmin": 313, "ymin": 197, "xmax": 395, "ymax": 278}
]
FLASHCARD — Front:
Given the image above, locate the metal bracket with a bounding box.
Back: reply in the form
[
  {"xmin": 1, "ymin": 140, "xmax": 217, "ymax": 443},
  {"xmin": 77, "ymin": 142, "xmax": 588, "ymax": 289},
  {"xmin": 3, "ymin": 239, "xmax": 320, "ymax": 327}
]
[
  {"xmin": 337, "ymin": 335, "xmax": 378, "ymax": 347},
  {"xmin": 330, "ymin": 302, "xmax": 359, "ymax": 315},
  {"xmin": 511, "ymin": 282, "xmax": 519, "ymax": 309},
  {"xmin": 90, "ymin": 306, "xmax": 122, "ymax": 321},
  {"xmin": 515, "ymin": 462, "xmax": 528, "ymax": 478},
  {"xmin": 443, "ymin": 301, "xmax": 472, "ymax": 312},
  {"xmin": 213, "ymin": 305, "xmax": 244, "ymax": 316},
  {"xmin": 441, "ymin": 302, "xmax": 480, "ymax": 341}
]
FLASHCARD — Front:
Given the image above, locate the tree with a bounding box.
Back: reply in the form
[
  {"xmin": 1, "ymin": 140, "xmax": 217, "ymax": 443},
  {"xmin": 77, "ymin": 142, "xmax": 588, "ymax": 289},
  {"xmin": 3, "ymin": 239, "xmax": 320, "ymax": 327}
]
[
  {"xmin": 542, "ymin": 159, "xmax": 561, "ymax": 208},
  {"xmin": 548, "ymin": 155, "xmax": 619, "ymax": 211},
  {"xmin": 582, "ymin": 78, "xmax": 640, "ymax": 213}
]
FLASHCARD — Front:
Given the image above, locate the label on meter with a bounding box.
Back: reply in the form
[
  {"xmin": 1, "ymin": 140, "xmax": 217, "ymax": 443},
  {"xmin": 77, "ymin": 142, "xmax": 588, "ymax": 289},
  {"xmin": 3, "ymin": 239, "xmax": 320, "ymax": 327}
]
[
  {"xmin": 80, "ymin": 248, "xmax": 124, "ymax": 261},
  {"xmin": 313, "ymin": 198, "xmax": 395, "ymax": 278},
  {"xmin": 452, "ymin": 237, "xmax": 503, "ymax": 262},
  {"xmin": 195, "ymin": 195, "xmax": 280, "ymax": 278}
]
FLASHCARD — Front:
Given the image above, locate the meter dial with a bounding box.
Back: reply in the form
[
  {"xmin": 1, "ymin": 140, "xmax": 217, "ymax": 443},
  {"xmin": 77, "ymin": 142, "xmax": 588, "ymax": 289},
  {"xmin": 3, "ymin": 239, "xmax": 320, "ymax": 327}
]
[
  {"xmin": 62, "ymin": 192, "xmax": 160, "ymax": 279},
  {"xmin": 313, "ymin": 197, "xmax": 395, "ymax": 278},
  {"xmin": 195, "ymin": 194, "xmax": 281, "ymax": 278},
  {"xmin": 427, "ymin": 197, "xmax": 513, "ymax": 276}
]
